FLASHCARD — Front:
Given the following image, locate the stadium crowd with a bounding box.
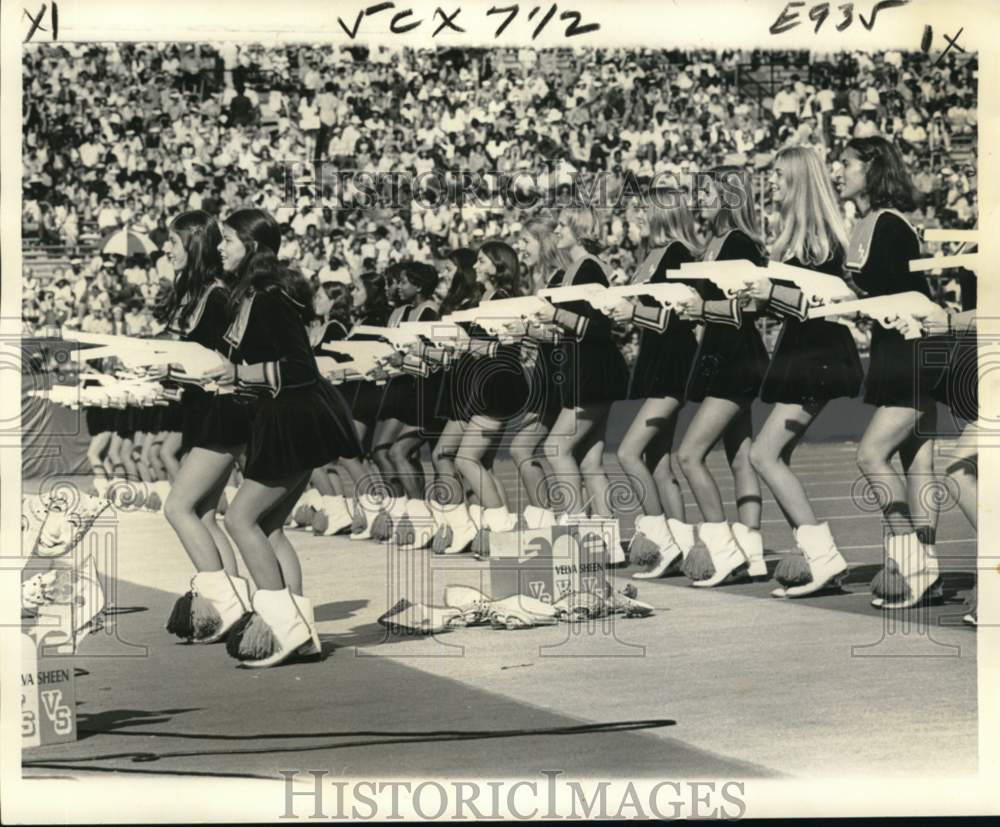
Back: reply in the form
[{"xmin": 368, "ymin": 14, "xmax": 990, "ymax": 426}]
[{"xmin": 21, "ymin": 43, "xmax": 977, "ymax": 344}]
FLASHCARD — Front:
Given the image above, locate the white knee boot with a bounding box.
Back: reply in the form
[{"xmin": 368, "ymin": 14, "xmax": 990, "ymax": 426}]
[
  {"xmin": 313, "ymin": 495, "xmax": 353, "ymax": 536},
  {"xmin": 523, "ymin": 505, "xmax": 557, "ymax": 529},
  {"xmin": 873, "ymin": 532, "xmax": 942, "ymax": 610},
  {"xmin": 438, "ymin": 501, "xmax": 479, "ymax": 554},
  {"xmin": 732, "ymin": 522, "xmax": 767, "ymax": 578},
  {"xmin": 774, "ymin": 523, "xmax": 848, "ymax": 598},
  {"xmin": 405, "ymin": 499, "xmax": 436, "ymax": 548},
  {"xmin": 631, "ymin": 516, "xmax": 684, "ymax": 580},
  {"xmin": 234, "ymin": 587, "xmax": 319, "ymax": 668},
  {"xmin": 291, "ymin": 488, "xmax": 322, "ymax": 528},
  {"xmin": 350, "ymin": 494, "xmax": 383, "ymax": 540},
  {"xmin": 690, "ymin": 522, "xmax": 748, "ymax": 588}
]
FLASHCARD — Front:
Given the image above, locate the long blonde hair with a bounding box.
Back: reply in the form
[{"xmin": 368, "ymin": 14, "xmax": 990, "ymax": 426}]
[
  {"xmin": 770, "ymin": 146, "xmax": 848, "ymax": 266},
  {"xmin": 521, "ymin": 216, "xmax": 571, "ymax": 291},
  {"xmin": 707, "ymin": 165, "xmax": 766, "ymax": 257},
  {"xmin": 559, "ymin": 206, "xmax": 605, "ymax": 256},
  {"xmin": 647, "ymin": 188, "xmax": 704, "ymax": 257}
]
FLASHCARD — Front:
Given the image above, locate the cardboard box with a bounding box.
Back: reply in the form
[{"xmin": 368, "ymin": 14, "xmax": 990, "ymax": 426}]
[
  {"xmin": 489, "ymin": 521, "xmax": 616, "ymax": 603},
  {"xmin": 21, "ymin": 631, "xmax": 77, "ymax": 748}
]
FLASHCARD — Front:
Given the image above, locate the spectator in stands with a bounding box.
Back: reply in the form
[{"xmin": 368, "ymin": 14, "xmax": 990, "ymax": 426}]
[{"xmin": 22, "ymin": 44, "xmax": 977, "ymax": 330}]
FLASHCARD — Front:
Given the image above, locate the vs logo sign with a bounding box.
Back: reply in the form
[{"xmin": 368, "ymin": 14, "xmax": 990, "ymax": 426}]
[{"xmin": 41, "ymin": 690, "xmax": 73, "ymax": 735}]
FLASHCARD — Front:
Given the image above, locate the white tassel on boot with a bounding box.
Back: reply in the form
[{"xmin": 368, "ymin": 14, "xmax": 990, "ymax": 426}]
[
  {"xmin": 732, "ymin": 523, "xmax": 767, "ymax": 578},
  {"xmin": 877, "ymin": 534, "xmax": 942, "ymax": 610},
  {"xmin": 690, "ymin": 522, "xmax": 748, "ymax": 588},
  {"xmin": 351, "ymin": 494, "xmax": 383, "ymax": 540},
  {"xmin": 238, "ymin": 588, "xmax": 316, "ymax": 669},
  {"xmin": 774, "ymin": 523, "xmax": 848, "ymax": 598},
  {"xmin": 314, "ymin": 495, "xmax": 353, "ymax": 536},
  {"xmin": 632, "ymin": 516, "xmax": 684, "ymax": 580}
]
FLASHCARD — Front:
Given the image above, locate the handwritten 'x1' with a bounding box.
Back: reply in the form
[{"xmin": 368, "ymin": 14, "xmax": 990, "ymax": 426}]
[{"xmin": 934, "ymin": 27, "xmax": 965, "ymax": 66}]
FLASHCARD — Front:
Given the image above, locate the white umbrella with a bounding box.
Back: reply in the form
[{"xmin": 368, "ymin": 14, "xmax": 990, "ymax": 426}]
[{"xmin": 101, "ymin": 226, "xmax": 158, "ymax": 257}]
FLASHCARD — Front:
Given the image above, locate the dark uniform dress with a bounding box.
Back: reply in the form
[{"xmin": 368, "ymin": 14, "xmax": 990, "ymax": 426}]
[
  {"xmin": 174, "ymin": 280, "xmax": 253, "ymax": 454},
  {"xmin": 846, "ymin": 210, "xmax": 950, "ymax": 409},
  {"xmin": 436, "ymin": 296, "xmax": 478, "ymax": 423},
  {"xmin": 395, "ymin": 302, "xmax": 448, "ymax": 437},
  {"xmin": 759, "ymin": 252, "xmax": 864, "ymax": 405},
  {"xmin": 445, "ymin": 288, "xmax": 534, "ymax": 422},
  {"xmin": 325, "ymin": 311, "xmax": 390, "ymax": 449},
  {"xmin": 546, "ymin": 255, "xmax": 629, "ymax": 408},
  {"xmin": 223, "ymin": 283, "xmax": 362, "ymax": 482},
  {"xmin": 84, "ymin": 389, "xmax": 116, "ymax": 436},
  {"xmin": 375, "ymin": 301, "xmax": 440, "ymax": 428},
  {"xmin": 626, "ymin": 241, "xmax": 699, "ymax": 401},
  {"xmin": 685, "ymin": 230, "xmax": 770, "ymax": 403},
  {"xmin": 520, "ymin": 273, "xmax": 564, "ymax": 422}
]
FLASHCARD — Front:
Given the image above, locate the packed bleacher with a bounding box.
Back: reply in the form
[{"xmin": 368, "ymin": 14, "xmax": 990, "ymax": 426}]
[{"xmin": 22, "ymin": 43, "xmax": 978, "ymax": 348}]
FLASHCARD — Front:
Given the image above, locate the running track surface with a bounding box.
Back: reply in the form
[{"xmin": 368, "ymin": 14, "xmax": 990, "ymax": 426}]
[{"xmin": 22, "ymin": 442, "xmax": 978, "ymax": 780}]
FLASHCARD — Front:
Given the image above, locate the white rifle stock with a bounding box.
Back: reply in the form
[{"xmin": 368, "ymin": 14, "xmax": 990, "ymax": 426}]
[
  {"xmin": 397, "ymin": 321, "xmax": 470, "ymax": 345},
  {"xmin": 603, "ymin": 282, "xmax": 699, "ymax": 308},
  {"xmin": 923, "ymin": 229, "xmax": 979, "ymax": 244},
  {"xmin": 909, "ymin": 253, "xmax": 979, "ymax": 272},
  {"xmin": 320, "ymin": 341, "xmax": 397, "ymax": 378},
  {"xmin": 764, "ymin": 261, "xmax": 856, "ymax": 306},
  {"xmin": 673, "ymin": 260, "xmax": 763, "ymax": 296},
  {"xmin": 446, "ymin": 296, "xmax": 550, "ymax": 334},
  {"xmin": 807, "ymin": 291, "xmax": 937, "ymax": 339},
  {"xmin": 912, "ymin": 227, "xmax": 979, "ymax": 272},
  {"xmin": 347, "ymin": 324, "xmax": 425, "ymax": 350},
  {"xmin": 62, "ymin": 332, "xmax": 227, "ymax": 380},
  {"xmin": 538, "ymin": 284, "xmax": 610, "ymax": 306}
]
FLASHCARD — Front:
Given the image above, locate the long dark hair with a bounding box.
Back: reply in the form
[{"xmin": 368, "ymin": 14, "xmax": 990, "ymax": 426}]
[
  {"xmin": 223, "ymin": 208, "xmax": 283, "ymax": 316},
  {"xmin": 844, "ymin": 136, "xmax": 917, "ymax": 212},
  {"xmin": 156, "ymin": 210, "xmax": 223, "ymax": 327},
  {"xmin": 357, "ymin": 270, "xmax": 390, "ymax": 325},
  {"xmin": 281, "ymin": 263, "xmax": 317, "ymax": 325},
  {"xmin": 477, "ymin": 239, "xmax": 521, "ymax": 298},
  {"xmin": 438, "ymin": 246, "xmax": 477, "ymax": 315}
]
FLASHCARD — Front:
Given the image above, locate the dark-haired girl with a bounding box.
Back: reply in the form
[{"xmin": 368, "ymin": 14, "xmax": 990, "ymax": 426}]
[
  {"xmin": 349, "ymin": 265, "xmax": 411, "ymax": 540},
  {"xmin": 216, "ymin": 208, "xmax": 363, "ymax": 668},
  {"xmin": 378, "ymin": 261, "xmax": 444, "ymax": 545},
  {"xmin": 161, "ymin": 210, "xmax": 255, "ymax": 645},
  {"xmin": 443, "ymin": 240, "xmax": 530, "ymax": 550},
  {"xmin": 838, "ymin": 136, "xmax": 947, "ymax": 609},
  {"xmin": 674, "ymin": 166, "xmax": 769, "ymax": 587},
  {"xmin": 427, "ymin": 248, "xmax": 481, "ymax": 548},
  {"xmin": 307, "ymin": 275, "xmax": 368, "ymax": 537}
]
